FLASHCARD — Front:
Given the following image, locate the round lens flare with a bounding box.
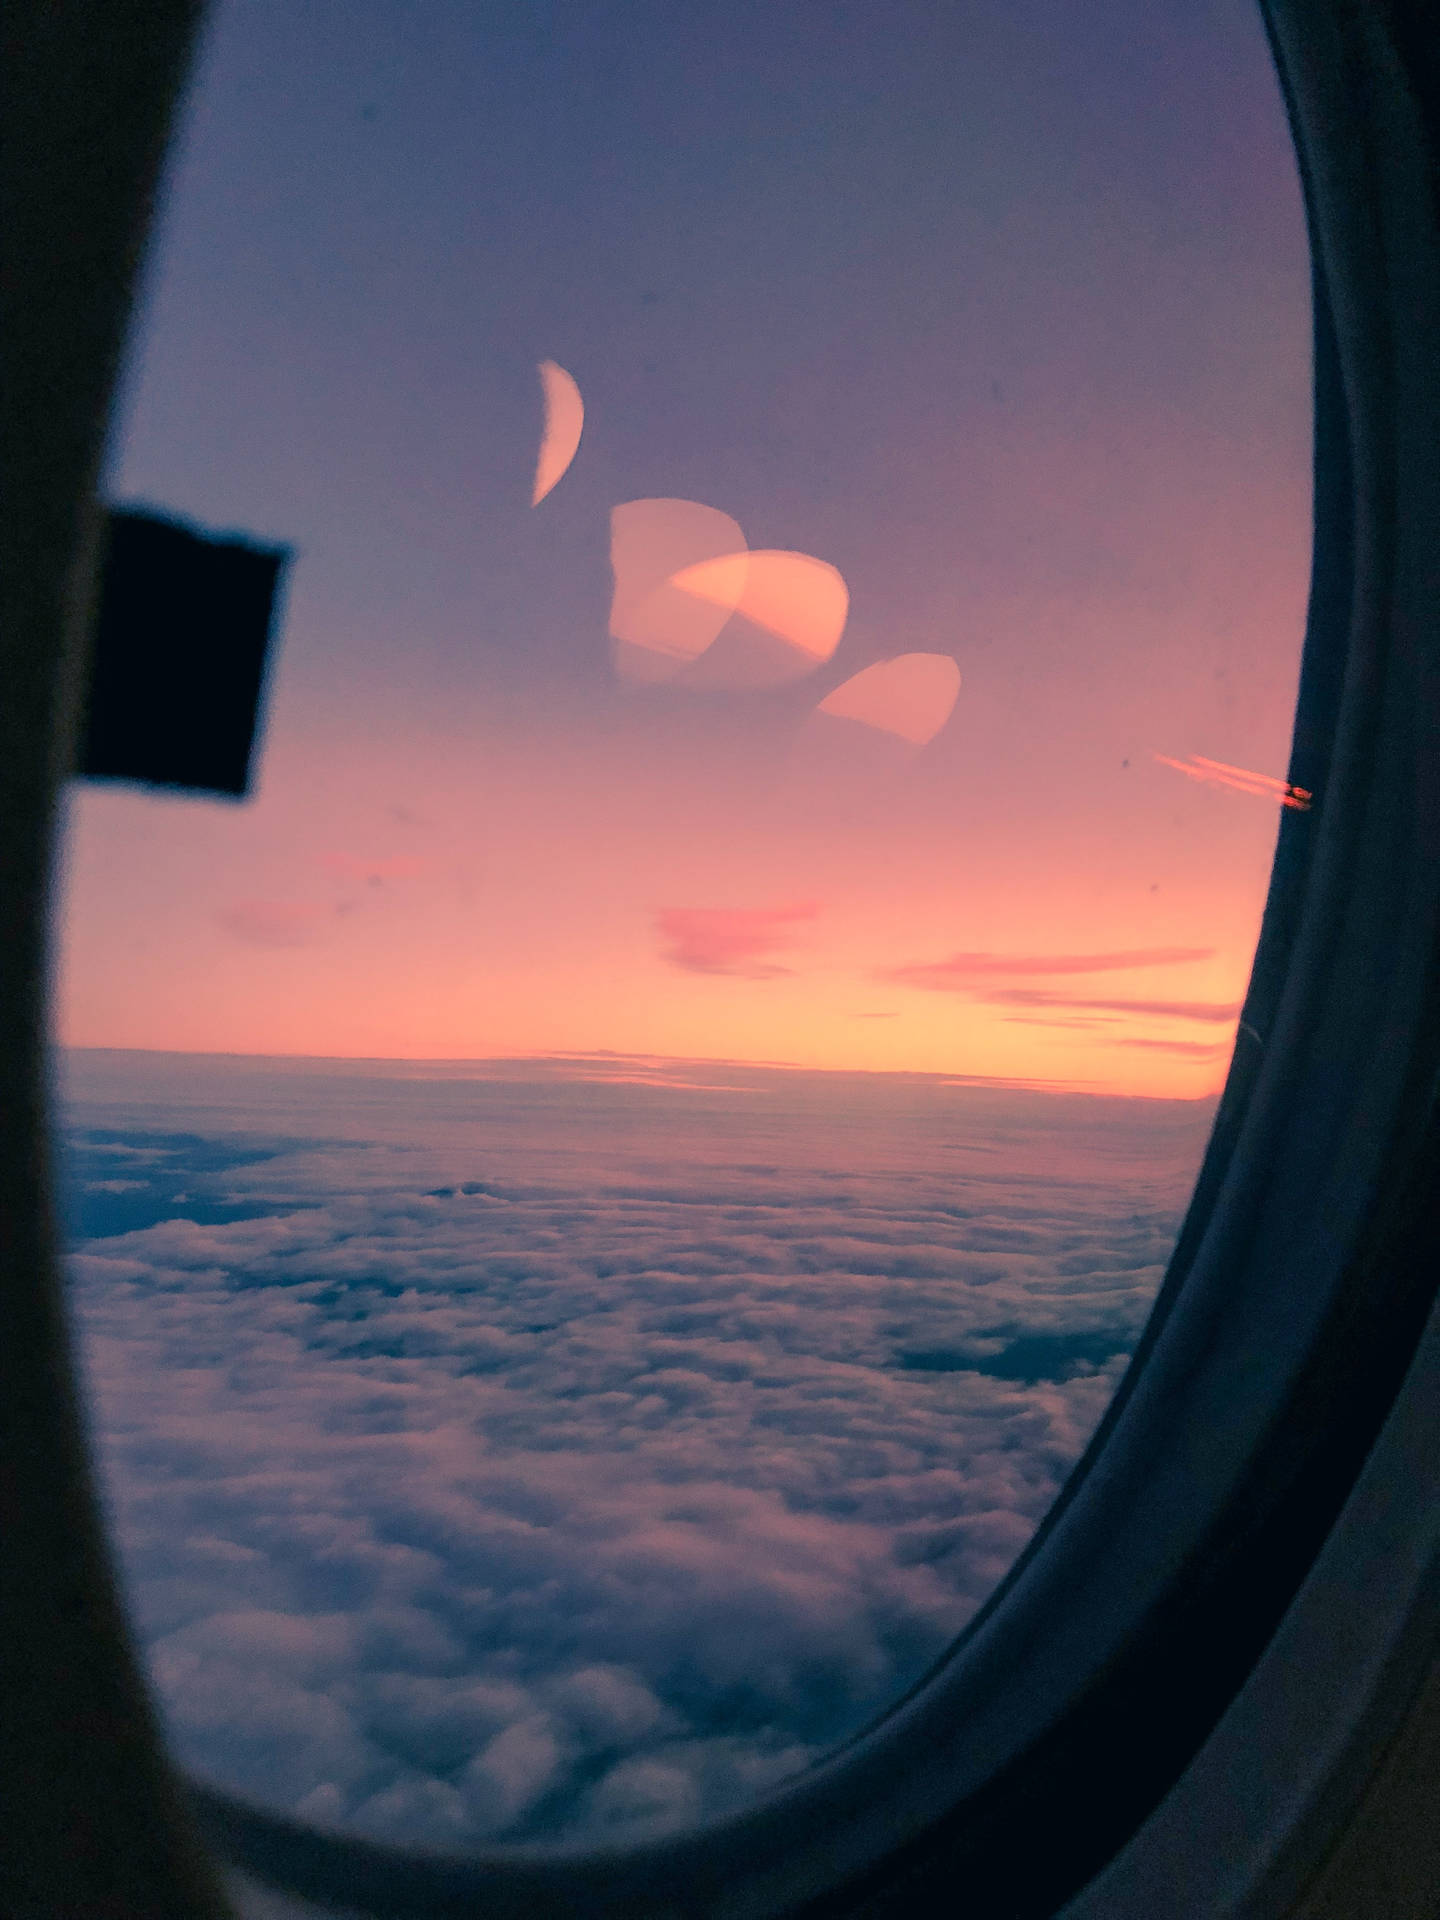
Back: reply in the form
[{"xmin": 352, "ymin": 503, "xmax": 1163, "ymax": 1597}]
[
  {"xmin": 608, "ymin": 499, "xmax": 849, "ymax": 689},
  {"xmin": 532, "ymin": 360, "xmax": 584, "ymax": 505},
  {"xmin": 670, "ymin": 551, "xmax": 849, "ymax": 689},
  {"xmin": 608, "ymin": 498, "xmax": 749, "ymax": 682},
  {"xmin": 817, "ymin": 653, "xmax": 961, "ymax": 745}
]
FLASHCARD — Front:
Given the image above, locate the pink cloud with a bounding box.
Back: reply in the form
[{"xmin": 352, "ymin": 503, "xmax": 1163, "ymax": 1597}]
[
  {"xmin": 983, "ymin": 989, "xmax": 1241, "ymax": 1024},
  {"xmin": 881, "ymin": 947, "xmax": 1212, "ymax": 990},
  {"xmin": 656, "ymin": 904, "xmax": 820, "ymax": 978}
]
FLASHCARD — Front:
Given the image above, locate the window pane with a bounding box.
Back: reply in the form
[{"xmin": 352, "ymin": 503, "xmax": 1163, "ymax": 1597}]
[{"xmin": 58, "ymin": 0, "xmax": 1309, "ymax": 1852}]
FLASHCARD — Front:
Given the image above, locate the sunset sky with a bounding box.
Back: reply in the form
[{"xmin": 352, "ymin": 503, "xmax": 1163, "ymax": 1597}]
[{"xmin": 58, "ymin": 0, "xmax": 1313, "ymax": 1096}]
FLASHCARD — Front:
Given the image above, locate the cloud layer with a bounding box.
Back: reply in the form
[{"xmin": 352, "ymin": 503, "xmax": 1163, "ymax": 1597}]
[{"xmin": 61, "ymin": 1057, "xmax": 1211, "ymax": 1853}]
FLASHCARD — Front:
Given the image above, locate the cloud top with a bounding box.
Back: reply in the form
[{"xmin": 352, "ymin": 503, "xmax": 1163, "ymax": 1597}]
[{"xmin": 61, "ymin": 1057, "xmax": 1211, "ymax": 1853}]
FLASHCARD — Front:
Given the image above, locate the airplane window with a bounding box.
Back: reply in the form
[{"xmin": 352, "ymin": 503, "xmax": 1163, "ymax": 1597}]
[{"xmin": 53, "ymin": 0, "xmax": 1310, "ymax": 1881}]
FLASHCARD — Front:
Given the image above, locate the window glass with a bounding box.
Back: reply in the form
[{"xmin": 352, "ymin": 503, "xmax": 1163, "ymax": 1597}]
[{"xmin": 58, "ymin": 0, "xmax": 1309, "ymax": 1851}]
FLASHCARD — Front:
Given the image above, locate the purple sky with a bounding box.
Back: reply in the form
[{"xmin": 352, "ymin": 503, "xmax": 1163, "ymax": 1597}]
[{"xmin": 61, "ymin": 0, "xmax": 1311, "ymax": 1095}]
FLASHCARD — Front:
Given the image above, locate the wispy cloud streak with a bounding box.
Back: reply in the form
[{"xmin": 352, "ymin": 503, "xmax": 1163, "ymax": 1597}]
[
  {"xmin": 1153, "ymin": 752, "xmax": 1312, "ymax": 810},
  {"xmin": 880, "ymin": 947, "xmax": 1212, "ymax": 991},
  {"xmin": 1115, "ymin": 1035, "xmax": 1232, "ymax": 1057},
  {"xmin": 985, "ymin": 989, "xmax": 1241, "ymax": 1024}
]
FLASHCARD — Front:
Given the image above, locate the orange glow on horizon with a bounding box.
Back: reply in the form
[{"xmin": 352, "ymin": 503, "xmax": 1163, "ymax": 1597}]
[
  {"xmin": 57, "ymin": 692, "xmax": 1279, "ymax": 1103},
  {"xmin": 58, "ymin": 767, "xmax": 1253, "ymax": 1099}
]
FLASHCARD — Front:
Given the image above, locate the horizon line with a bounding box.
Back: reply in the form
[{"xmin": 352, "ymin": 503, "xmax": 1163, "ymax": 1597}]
[{"xmin": 57, "ymin": 1042, "xmax": 1223, "ymax": 1103}]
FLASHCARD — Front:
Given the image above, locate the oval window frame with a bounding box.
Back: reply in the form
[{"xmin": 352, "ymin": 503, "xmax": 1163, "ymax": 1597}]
[{"xmin": 5, "ymin": 2, "xmax": 1440, "ymax": 1915}]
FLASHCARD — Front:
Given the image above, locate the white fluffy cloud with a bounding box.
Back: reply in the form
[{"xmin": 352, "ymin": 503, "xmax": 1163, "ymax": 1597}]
[{"xmin": 61, "ymin": 1057, "xmax": 1211, "ymax": 1852}]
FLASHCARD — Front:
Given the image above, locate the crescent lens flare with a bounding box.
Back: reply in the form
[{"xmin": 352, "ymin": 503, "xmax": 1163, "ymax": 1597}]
[{"xmin": 532, "ymin": 360, "xmax": 584, "ymax": 505}]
